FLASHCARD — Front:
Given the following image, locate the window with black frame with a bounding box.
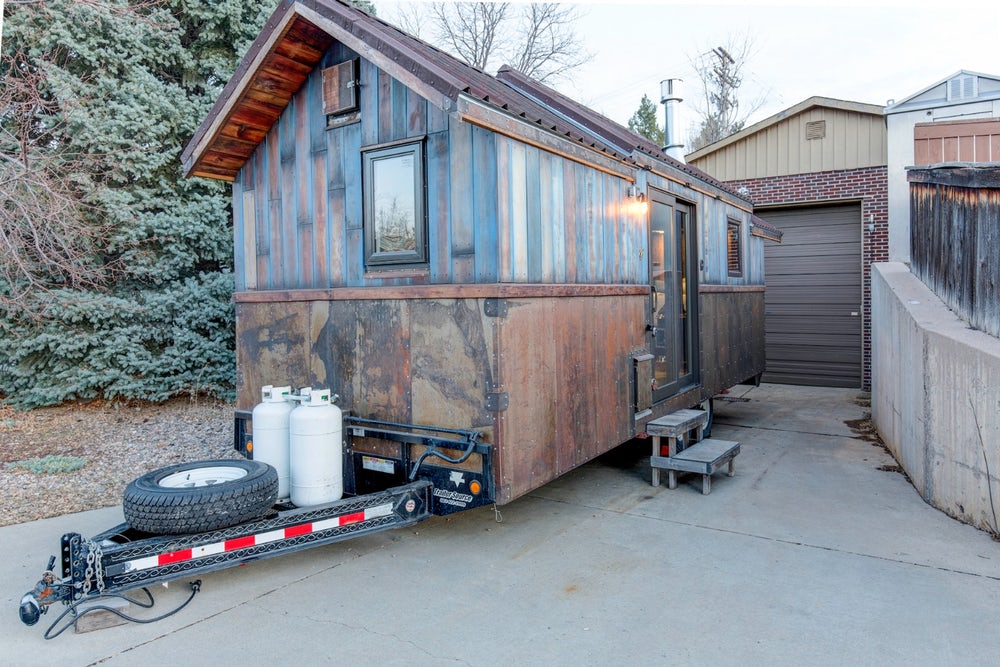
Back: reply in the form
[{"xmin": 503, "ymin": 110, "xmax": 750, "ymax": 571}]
[
  {"xmin": 727, "ymin": 219, "xmax": 742, "ymax": 277},
  {"xmin": 363, "ymin": 140, "xmax": 426, "ymax": 267}
]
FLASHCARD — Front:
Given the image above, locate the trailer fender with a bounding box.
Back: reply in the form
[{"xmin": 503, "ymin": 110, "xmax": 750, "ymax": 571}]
[{"xmin": 123, "ymin": 459, "xmax": 278, "ymax": 535}]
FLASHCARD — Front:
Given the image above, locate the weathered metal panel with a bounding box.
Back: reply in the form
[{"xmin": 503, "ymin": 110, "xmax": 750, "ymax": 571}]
[
  {"xmin": 427, "ymin": 130, "xmax": 451, "ymax": 282},
  {"xmin": 489, "ymin": 136, "xmax": 646, "ymax": 286},
  {"xmin": 494, "ymin": 295, "xmax": 646, "ymax": 503},
  {"xmin": 698, "ymin": 288, "xmax": 767, "ymax": 392},
  {"xmin": 449, "ymin": 118, "xmax": 475, "ymax": 283},
  {"xmin": 471, "ymin": 125, "xmax": 499, "ymax": 282},
  {"xmin": 236, "ymin": 297, "xmax": 495, "ymax": 427},
  {"xmin": 235, "ymin": 287, "xmax": 670, "ymax": 505},
  {"xmin": 643, "ymin": 171, "xmax": 762, "ymax": 287}
]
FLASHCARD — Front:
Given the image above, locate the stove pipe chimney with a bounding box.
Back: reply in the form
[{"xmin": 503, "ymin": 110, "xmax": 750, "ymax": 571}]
[{"xmin": 660, "ymin": 78, "xmax": 684, "ymax": 162}]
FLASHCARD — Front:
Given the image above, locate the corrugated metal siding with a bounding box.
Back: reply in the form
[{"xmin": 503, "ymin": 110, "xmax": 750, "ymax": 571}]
[
  {"xmin": 691, "ymin": 108, "xmax": 887, "ymax": 181},
  {"xmin": 762, "ymin": 204, "xmax": 863, "ymax": 387}
]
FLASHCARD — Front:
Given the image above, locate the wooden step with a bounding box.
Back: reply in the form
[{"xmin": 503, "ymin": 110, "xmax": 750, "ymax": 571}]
[
  {"xmin": 646, "ymin": 409, "xmax": 710, "ymax": 486},
  {"xmin": 645, "ymin": 408, "xmax": 708, "ymax": 438},
  {"xmin": 650, "ymin": 438, "xmax": 740, "ymax": 495}
]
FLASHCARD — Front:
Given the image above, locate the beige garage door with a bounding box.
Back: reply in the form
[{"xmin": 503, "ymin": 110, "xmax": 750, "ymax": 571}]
[{"xmin": 762, "ymin": 204, "xmax": 862, "ymax": 388}]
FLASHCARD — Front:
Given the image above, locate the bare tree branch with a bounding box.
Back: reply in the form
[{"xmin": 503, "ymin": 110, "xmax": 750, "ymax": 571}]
[
  {"xmin": 384, "ymin": 2, "xmax": 589, "ymax": 83},
  {"xmin": 507, "ymin": 3, "xmax": 589, "ymax": 84},
  {"xmin": 687, "ymin": 31, "xmax": 768, "ymax": 151},
  {"xmin": 0, "ymin": 46, "xmax": 117, "ymax": 314},
  {"xmin": 429, "ymin": 2, "xmax": 510, "ymax": 71}
]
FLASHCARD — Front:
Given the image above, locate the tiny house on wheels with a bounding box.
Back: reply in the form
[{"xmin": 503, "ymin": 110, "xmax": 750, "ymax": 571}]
[{"xmin": 182, "ymin": 0, "xmax": 779, "ymax": 513}]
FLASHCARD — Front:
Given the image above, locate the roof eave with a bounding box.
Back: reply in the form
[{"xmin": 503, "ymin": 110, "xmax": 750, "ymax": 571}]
[{"xmin": 182, "ymin": 0, "xmax": 467, "ymax": 181}]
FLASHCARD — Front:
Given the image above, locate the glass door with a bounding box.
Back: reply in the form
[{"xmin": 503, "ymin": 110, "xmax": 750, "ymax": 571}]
[{"xmin": 649, "ymin": 191, "xmax": 698, "ymax": 402}]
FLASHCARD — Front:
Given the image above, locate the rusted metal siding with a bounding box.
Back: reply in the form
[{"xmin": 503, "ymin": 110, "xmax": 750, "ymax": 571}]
[
  {"xmin": 909, "ymin": 165, "xmax": 1000, "ymax": 338},
  {"xmin": 698, "ymin": 288, "xmax": 767, "ymax": 391},
  {"xmin": 232, "ymin": 46, "xmax": 493, "ymax": 291},
  {"xmin": 235, "ymin": 295, "xmax": 495, "ymax": 434},
  {"xmin": 493, "ymin": 294, "xmax": 645, "ymax": 501},
  {"xmin": 234, "ymin": 287, "xmax": 649, "ymax": 505},
  {"xmin": 914, "ymin": 120, "xmax": 1000, "ymax": 165}
]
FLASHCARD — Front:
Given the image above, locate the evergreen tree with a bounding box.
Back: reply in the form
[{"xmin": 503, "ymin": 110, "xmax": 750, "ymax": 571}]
[
  {"xmin": 627, "ymin": 94, "xmax": 664, "ymax": 147},
  {"xmin": 0, "ymin": 0, "xmax": 274, "ymax": 408}
]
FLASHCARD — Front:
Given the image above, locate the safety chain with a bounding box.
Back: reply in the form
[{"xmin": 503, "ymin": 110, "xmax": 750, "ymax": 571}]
[{"xmin": 81, "ymin": 539, "xmax": 106, "ymax": 595}]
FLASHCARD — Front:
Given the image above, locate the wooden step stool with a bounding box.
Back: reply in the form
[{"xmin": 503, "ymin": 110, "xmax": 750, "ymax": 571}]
[
  {"xmin": 650, "ymin": 438, "xmax": 740, "ymax": 495},
  {"xmin": 646, "ymin": 409, "xmax": 708, "ymax": 487}
]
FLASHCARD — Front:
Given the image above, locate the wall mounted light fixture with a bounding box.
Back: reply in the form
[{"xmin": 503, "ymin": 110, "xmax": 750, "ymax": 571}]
[{"xmin": 626, "ymin": 185, "xmax": 648, "ymax": 215}]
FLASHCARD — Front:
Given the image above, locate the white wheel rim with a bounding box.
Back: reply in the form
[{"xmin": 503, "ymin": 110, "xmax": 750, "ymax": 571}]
[{"xmin": 159, "ymin": 466, "xmax": 248, "ymax": 488}]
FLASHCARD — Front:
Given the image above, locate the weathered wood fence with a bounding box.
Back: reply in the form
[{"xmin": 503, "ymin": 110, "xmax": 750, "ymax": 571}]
[{"xmin": 908, "ymin": 164, "xmax": 1000, "ymax": 338}]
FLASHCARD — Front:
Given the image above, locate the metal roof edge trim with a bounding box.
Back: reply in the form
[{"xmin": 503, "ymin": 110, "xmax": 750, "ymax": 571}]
[
  {"xmin": 456, "ymin": 95, "xmax": 636, "ymax": 180},
  {"xmin": 750, "ymin": 214, "xmax": 782, "ymax": 242},
  {"xmin": 294, "ymin": 2, "xmax": 461, "ymax": 110}
]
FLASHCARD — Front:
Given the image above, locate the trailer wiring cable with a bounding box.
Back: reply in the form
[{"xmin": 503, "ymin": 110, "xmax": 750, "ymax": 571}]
[
  {"xmin": 42, "ymin": 580, "xmax": 202, "ymax": 640},
  {"xmin": 407, "ymin": 432, "xmax": 481, "ymax": 481}
]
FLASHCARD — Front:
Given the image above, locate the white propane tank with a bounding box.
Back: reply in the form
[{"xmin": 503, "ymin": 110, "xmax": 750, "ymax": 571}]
[
  {"xmin": 251, "ymin": 385, "xmax": 294, "ymax": 500},
  {"xmin": 289, "ymin": 388, "xmax": 343, "ymax": 507}
]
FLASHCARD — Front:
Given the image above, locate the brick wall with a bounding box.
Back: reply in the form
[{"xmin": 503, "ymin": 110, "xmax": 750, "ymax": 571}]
[{"xmin": 727, "ymin": 166, "xmax": 889, "ymax": 390}]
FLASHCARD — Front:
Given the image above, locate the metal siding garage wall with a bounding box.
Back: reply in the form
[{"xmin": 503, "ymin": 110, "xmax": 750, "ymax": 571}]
[{"xmin": 762, "ymin": 204, "xmax": 862, "ymax": 387}]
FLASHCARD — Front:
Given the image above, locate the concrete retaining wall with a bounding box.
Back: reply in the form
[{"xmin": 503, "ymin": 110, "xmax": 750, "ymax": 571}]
[{"xmin": 872, "ymin": 262, "xmax": 1000, "ymax": 532}]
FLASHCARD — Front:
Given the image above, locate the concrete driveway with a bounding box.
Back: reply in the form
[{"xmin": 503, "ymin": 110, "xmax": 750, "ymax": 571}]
[{"xmin": 3, "ymin": 384, "xmax": 999, "ymax": 665}]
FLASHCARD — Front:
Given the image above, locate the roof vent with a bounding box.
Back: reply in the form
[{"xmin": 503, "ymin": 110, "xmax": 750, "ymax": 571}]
[
  {"xmin": 947, "ymin": 74, "xmax": 977, "ymax": 101},
  {"xmin": 806, "ymin": 120, "xmax": 826, "ymax": 140}
]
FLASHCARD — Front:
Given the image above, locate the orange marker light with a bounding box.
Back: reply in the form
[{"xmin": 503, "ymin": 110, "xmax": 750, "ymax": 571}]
[{"xmin": 470, "ymin": 480, "xmax": 482, "ymax": 495}]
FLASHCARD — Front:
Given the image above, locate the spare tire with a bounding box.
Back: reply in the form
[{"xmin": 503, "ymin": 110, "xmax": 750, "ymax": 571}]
[{"xmin": 123, "ymin": 459, "xmax": 278, "ymax": 535}]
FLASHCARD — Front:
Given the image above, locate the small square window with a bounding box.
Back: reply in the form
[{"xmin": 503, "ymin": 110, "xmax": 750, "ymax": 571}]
[
  {"xmin": 727, "ymin": 219, "xmax": 742, "ymax": 277},
  {"xmin": 363, "ymin": 140, "xmax": 426, "ymax": 267}
]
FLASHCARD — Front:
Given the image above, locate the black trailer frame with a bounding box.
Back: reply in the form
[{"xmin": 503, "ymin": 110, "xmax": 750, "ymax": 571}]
[{"xmin": 20, "ymin": 418, "xmax": 491, "ymax": 634}]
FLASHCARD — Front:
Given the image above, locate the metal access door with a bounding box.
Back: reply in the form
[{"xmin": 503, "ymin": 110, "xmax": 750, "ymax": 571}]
[{"xmin": 649, "ymin": 191, "xmax": 698, "ymax": 402}]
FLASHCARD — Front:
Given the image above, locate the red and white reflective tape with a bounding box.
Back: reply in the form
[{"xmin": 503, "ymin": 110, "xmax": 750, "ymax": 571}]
[{"xmin": 124, "ymin": 502, "xmax": 394, "ymax": 573}]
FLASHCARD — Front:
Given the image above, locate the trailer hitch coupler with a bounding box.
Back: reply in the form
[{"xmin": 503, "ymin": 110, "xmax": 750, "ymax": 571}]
[{"xmin": 19, "ymin": 593, "xmax": 41, "ymax": 626}]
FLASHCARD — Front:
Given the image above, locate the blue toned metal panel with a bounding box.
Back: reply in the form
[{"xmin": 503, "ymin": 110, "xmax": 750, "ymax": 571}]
[
  {"xmin": 426, "ymin": 130, "xmax": 452, "ymax": 283},
  {"xmin": 472, "ymin": 125, "xmax": 499, "ymax": 283}
]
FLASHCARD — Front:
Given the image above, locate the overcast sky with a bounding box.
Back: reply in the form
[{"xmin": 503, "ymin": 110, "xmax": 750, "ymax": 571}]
[{"xmin": 377, "ymin": 1, "xmax": 1000, "ymax": 142}]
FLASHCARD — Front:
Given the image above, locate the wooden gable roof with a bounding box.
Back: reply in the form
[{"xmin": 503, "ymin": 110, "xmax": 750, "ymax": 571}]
[{"xmin": 182, "ymin": 0, "xmax": 741, "ymax": 202}]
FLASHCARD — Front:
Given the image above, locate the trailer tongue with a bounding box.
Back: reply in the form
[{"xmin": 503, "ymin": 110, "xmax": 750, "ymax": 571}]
[{"xmin": 20, "ymin": 416, "xmax": 491, "ymax": 637}]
